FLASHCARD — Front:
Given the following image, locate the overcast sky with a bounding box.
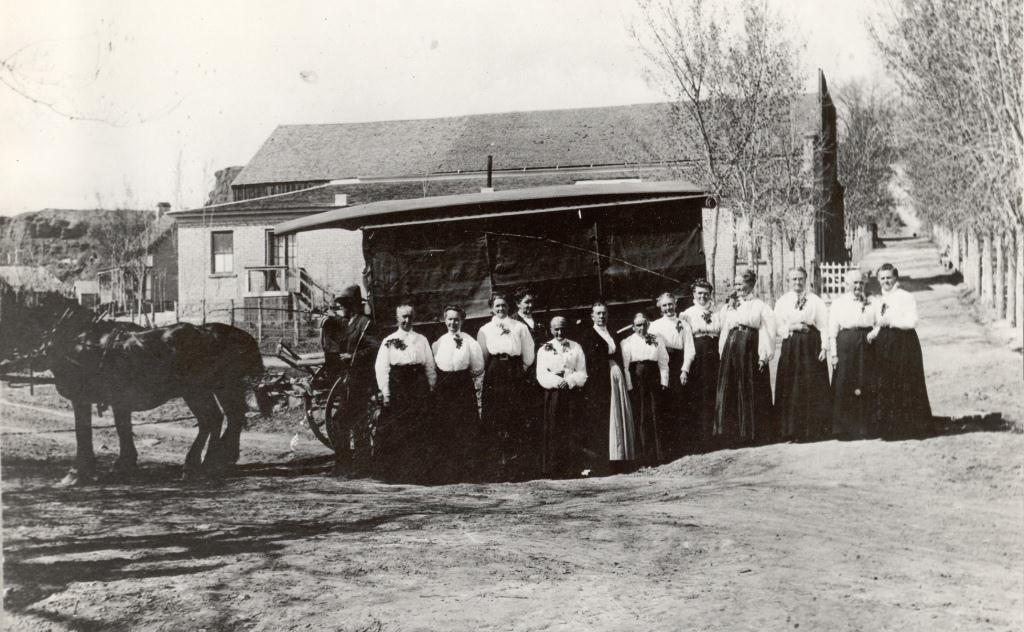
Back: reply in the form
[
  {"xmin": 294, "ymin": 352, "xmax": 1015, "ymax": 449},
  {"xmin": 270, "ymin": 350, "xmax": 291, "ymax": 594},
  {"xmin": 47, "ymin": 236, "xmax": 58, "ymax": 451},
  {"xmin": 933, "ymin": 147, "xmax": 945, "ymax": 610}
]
[{"xmin": 0, "ymin": 0, "xmax": 886, "ymax": 216}]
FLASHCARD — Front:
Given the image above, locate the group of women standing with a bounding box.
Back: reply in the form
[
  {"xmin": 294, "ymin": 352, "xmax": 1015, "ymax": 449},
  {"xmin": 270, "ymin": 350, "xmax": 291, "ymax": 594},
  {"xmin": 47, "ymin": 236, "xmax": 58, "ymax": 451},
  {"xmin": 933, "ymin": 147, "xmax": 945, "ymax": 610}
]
[{"xmin": 370, "ymin": 263, "xmax": 932, "ymax": 482}]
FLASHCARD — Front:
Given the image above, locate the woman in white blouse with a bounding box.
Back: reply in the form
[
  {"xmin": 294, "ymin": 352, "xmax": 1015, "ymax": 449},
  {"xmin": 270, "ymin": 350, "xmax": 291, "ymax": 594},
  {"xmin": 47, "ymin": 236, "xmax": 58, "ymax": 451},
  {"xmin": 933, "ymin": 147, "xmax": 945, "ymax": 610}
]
[
  {"xmin": 867, "ymin": 263, "xmax": 932, "ymax": 437},
  {"xmin": 431, "ymin": 305, "xmax": 485, "ymax": 481},
  {"xmin": 828, "ymin": 269, "xmax": 878, "ymax": 439},
  {"xmin": 649, "ymin": 292, "xmax": 697, "ymax": 461},
  {"xmin": 579, "ymin": 302, "xmax": 635, "ymax": 474},
  {"xmin": 680, "ymin": 278, "xmax": 722, "ymax": 450},
  {"xmin": 476, "ymin": 292, "xmax": 536, "ymax": 480},
  {"xmin": 535, "ymin": 316, "xmax": 587, "ymax": 478},
  {"xmin": 715, "ymin": 270, "xmax": 776, "ymax": 446},
  {"xmin": 773, "ymin": 267, "xmax": 832, "ymax": 442},
  {"xmin": 374, "ymin": 303, "xmax": 437, "ymax": 470},
  {"xmin": 621, "ymin": 313, "xmax": 670, "ymax": 465}
]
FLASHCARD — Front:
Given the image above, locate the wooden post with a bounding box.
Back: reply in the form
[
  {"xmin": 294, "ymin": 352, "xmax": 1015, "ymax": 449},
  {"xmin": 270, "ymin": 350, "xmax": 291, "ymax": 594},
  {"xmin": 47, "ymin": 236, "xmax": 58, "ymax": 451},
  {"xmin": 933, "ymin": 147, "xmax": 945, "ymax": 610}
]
[
  {"xmin": 257, "ymin": 297, "xmax": 263, "ymax": 347},
  {"xmin": 229, "ymin": 299, "xmax": 235, "ymax": 326},
  {"xmin": 292, "ymin": 294, "xmax": 300, "ymax": 346},
  {"xmin": 150, "ymin": 302, "xmax": 156, "ymax": 327},
  {"xmin": 201, "ymin": 299, "xmax": 206, "ymax": 325},
  {"xmin": 174, "ymin": 300, "xmax": 179, "ymax": 323}
]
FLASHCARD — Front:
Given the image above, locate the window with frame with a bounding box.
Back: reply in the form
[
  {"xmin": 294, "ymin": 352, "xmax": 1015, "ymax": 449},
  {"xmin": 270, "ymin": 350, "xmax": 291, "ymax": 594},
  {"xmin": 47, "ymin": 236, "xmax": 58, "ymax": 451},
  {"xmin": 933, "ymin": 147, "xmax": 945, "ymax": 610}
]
[
  {"xmin": 211, "ymin": 231, "xmax": 234, "ymax": 274},
  {"xmin": 265, "ymin": 229, "xmax": 296, "ymax": 268}
]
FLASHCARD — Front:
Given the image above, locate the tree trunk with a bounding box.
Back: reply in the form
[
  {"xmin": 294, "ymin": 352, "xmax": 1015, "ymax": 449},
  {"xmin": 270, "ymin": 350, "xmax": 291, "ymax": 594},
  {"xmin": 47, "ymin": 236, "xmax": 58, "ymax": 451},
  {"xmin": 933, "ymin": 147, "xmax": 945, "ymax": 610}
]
[
  {"xmin": 981, "ymin": 232, "xmax": 994, "ymax": 309},
  {"xmin": 767, "ymin": 223, "xmax": 775, "ymax": 300},
  {"xmin": 952, "ymin": 228, "xmax": 962, "ymax": 272},
  {"xmin": 708, "ymin": 207, "xmax": 721, "ymax": 290},
  {"xmin": 995, "ymin": 231, "xmax": 1006, "ymax": 319},
  {"xmin": 967, "ymin": 231, "xmax": 980, "ymax": 291},
  {"xmin": 1016, "ymin": 224, "xmax": 1024, "ymax": 329},
  {"xmin": 1007, "ymin": 227, "xmax": 1018, "ymax": 327}
]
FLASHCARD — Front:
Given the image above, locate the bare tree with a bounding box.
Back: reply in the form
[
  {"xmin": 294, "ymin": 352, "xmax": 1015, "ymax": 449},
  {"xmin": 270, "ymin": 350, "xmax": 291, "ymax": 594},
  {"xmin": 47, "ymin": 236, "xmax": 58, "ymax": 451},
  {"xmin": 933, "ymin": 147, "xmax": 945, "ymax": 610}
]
[
  {"xmin": 834, "ymin": 80, "xmax": 901, "ymax": 230},
  {"xmin": 88, "ymin": 208, "xmax": 157, "ymax": 318},
  {"xmin": 631, "ymin": 0, "xmax": 806, "ymax": 288}
]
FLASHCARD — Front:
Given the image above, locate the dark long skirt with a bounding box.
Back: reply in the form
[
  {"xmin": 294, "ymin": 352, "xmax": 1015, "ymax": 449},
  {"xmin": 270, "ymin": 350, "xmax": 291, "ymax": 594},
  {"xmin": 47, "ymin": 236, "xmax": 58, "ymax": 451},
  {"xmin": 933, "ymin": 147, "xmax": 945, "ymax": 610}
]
[
  {"xmin": 775, "ymin": 327, "xmax": 832, "ymax": 441},
  {"xmin": 377, "ymin": 364, "xmax": 430, "ymax": 470},
  {"xmin": 686, "ymin": 336, "xmax": 719, "ymax": 449},
  {"xmin": 582, "ymin": 356, "xmax": 612, "ymax": 474},
  {"xmin": 542, "ymin": 387, "xmax": 583, "ymax": 478},
  {"xmin": 714, "ymin": 327, "xmax": 775, "ymax": 445},
  {"xmin": 433, "ymin": 368, "xmax": 477, "ymax": 479},
  {"xmin": 874, "ymin": 328, "xmax": 932, "ymax": 438},
  {"xmin": 481, "ymin": 356, "xmax": 526, "ymax": 476},
  {"xmin": 832, "ymin": 327, "xmax": 877, "ymax": 439},
  {"xmin": 629, "ymin": 360, "xmax": 663, "ymax": 465},
  {"xmin": 660, "ymin": 349, "xmax": 687, "ymax": 461}
]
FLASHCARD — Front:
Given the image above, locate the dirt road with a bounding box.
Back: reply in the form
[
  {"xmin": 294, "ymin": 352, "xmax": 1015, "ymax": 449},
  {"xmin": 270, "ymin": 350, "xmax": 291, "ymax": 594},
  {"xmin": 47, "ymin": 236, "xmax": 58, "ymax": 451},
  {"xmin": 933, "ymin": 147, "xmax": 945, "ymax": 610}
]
[{"xmin": 3, "ymin": 238, "xmax": 1022, "ymax": 632}]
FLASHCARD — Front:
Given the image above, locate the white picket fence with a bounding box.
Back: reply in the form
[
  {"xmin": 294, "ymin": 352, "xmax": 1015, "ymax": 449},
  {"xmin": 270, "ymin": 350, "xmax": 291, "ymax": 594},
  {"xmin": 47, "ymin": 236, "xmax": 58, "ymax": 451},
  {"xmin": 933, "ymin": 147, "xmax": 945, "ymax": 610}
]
[{"xmin": 818, "ymin": 261, "xmax": 853, "ymax": 301}]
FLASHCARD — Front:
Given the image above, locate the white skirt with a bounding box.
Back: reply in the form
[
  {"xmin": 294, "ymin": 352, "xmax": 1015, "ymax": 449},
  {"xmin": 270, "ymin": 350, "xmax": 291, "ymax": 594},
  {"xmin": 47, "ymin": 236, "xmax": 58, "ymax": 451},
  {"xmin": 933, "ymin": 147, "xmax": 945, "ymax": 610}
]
[{"xmin": 607, "ymin": 360, "xmax": 636, "ymax": 461}]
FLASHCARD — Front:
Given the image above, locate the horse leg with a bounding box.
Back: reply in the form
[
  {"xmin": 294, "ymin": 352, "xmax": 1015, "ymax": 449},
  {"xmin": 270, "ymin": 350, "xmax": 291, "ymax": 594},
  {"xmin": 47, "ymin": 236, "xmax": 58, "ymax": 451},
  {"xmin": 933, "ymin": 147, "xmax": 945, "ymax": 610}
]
[
  {"xmin": 111, "ymin": 407, "xmax": 138, "ymax": 476},
  {"xmin": 215, "ymin": 384, "xmax": 248, "ymax": 465},
  {"xmin": 60, "ymin": 400, "xmax": 96, "ymax": 486},
  {"xmin": 182, "ymin": 392, "xmax": 218, "ymax": 479}
]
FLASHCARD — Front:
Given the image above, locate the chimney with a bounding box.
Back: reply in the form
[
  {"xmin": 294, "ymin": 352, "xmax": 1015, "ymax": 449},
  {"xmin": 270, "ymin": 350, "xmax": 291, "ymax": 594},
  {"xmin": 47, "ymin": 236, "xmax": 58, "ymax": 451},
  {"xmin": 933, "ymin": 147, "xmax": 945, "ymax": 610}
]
[
  {"xmin": 156, "ymin": 202, "xmax": 171, "ymax": 219},
  {"xmin": 334, "ymin": 193, "xmax": 349, "ymax": 206},
  {"xmin": 481, "ymin": 155, "xmax": 494, "ymax": 193}
]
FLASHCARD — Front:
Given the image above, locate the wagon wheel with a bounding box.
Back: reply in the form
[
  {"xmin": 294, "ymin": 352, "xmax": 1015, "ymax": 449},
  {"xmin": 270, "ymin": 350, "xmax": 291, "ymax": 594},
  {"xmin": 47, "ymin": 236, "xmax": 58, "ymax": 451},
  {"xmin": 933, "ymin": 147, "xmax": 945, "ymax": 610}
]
[
  {"xmin": 303, "ymin": 386, "xmax": 334, "ymax": 449},
  {"xmin": 302, "ymin": 365, "xmax": 335, "ymax": 449},
  {"xmin": 325, "ymin": 375, "xmax": 376, "ymax": 471}
]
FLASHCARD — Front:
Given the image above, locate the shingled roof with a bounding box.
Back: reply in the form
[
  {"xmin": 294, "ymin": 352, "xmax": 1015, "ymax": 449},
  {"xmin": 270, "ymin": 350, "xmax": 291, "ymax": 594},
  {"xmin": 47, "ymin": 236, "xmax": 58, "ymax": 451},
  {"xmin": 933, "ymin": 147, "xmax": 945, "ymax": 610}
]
[{"xmin": 234, "ymin": 97, "xmax": 820, "ymax": 187}]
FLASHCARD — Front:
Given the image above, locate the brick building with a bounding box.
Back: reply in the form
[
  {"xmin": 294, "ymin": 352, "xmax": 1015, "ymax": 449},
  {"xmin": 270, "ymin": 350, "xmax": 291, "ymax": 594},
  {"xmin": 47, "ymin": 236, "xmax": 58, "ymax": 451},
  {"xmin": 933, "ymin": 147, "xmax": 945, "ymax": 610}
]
[{"xmin": 171, "ymin": 71, "xmax": 846, "ymax": 322}]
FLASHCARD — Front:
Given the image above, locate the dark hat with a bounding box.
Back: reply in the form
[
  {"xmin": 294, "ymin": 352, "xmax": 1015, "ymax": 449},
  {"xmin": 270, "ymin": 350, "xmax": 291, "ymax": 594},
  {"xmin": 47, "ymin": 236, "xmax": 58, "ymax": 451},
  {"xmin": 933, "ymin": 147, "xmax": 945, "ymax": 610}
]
[{"xmin": 335, "ymin": 285, "xmax": 365, "ymax": 306}]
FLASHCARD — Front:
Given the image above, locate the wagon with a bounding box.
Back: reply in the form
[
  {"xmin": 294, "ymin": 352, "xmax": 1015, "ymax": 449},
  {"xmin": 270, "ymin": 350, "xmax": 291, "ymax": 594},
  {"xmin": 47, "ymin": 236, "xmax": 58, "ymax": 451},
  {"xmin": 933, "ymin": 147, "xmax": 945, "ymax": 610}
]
[
  {"xmin": 260, "ymin": 341, "xmax": 380, "ymax": 466},
  {"xmin": 273, "ymin": 181, "xmax": 712, "ymax": 461}
]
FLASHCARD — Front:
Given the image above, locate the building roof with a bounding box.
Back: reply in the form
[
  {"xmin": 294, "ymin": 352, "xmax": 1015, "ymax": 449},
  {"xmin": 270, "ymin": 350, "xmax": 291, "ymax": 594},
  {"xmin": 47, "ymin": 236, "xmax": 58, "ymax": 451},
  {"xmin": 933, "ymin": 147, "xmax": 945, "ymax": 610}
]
[
  {"xmin": 0, "ymin": 266, "xmax": 65, "ymax": 293},
  {"xmin": 236, "ymin": 97, "xmax": 819, "ymax": 187},
  {"xmin": 274, "ymin": 180, "xmax": 709, "ymax": 233}
]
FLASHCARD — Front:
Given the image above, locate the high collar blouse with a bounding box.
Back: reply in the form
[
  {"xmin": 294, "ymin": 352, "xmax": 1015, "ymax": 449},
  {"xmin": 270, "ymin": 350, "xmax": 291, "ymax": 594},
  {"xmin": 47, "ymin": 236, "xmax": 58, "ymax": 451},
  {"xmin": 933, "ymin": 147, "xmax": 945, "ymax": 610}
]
[
  {"xmin": 620, "ymin": 332, "xmax": 670, "ymax": 390},
  {"xmin": 681, "ymin": 304, "xmax": 722, "ymax": 337},
  {"xmin": 827, "ymin": 293, "xmax": 877, "ymax": 356},
  {"xmin": 535, "ymin": 338, "xmax": 588, "ymax": 389},
  {"xmin": 476, "ymin": 316, "xmax": 536, "ymax": 368},
  {"xmin": 432, "ymin": 331, "xmax": 485, "ymax": 375},
  {"xmin": 649, "ymin": 315, "xmax": 696, "ymax": 372},
  {"xmin": 374, "ymin": 328, "xmax": 437, "ymax": 397},
  {"xmin": 719, "ymin": 296, "xmax": 776, "ymax": 363},
  {"xmin": 875, "ymin": 284, "xmax": 919, "ymax": 330},
  {"xmin": 774, "ymin": 291, "xmax": 829, "ymax": 350}
]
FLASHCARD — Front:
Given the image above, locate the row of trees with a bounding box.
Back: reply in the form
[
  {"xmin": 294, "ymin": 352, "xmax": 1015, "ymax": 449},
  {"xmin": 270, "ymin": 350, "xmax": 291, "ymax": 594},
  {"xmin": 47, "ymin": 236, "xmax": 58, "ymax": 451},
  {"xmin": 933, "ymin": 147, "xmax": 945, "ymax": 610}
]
[
  {"xmin": 871, "ymin": 0, "xmax": 1022, "ymax": 327},
  {"xmin": 632, "ymin": 0, "xmax": 897, "ymax": 298}
]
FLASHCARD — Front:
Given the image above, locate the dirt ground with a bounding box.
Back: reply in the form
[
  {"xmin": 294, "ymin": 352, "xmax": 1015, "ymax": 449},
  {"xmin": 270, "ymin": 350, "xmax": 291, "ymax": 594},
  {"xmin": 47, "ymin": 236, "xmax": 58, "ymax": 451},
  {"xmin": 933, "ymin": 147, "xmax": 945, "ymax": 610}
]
[{"xmin": 2, "ymin": 237, "xmax": 1022, "ymax": 632}]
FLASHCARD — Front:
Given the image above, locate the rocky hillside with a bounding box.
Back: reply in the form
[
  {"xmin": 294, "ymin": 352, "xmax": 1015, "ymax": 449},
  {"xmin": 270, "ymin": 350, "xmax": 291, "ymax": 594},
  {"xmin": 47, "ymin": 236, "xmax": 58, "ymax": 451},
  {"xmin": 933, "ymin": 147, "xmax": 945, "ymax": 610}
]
[{"xmin": 0, "ymin": 208, "xmax": 157, "ymax": 283}]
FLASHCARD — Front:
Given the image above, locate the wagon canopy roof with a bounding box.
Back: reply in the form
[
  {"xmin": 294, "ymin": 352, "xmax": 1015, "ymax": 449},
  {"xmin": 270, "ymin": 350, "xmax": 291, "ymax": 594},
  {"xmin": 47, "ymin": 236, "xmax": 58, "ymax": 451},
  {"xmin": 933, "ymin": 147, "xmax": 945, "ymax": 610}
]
[{"xmin": 273, "ymin": 180, "xmax": 708, "ymax": 234}]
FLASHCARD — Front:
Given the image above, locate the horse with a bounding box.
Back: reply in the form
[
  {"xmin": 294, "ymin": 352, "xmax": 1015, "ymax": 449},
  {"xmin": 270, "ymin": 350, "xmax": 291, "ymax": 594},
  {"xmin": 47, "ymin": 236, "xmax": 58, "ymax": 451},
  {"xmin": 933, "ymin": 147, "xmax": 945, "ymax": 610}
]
[{"xmin": 3, "ymin": 304, "xmax": 267, "ymax": 485}]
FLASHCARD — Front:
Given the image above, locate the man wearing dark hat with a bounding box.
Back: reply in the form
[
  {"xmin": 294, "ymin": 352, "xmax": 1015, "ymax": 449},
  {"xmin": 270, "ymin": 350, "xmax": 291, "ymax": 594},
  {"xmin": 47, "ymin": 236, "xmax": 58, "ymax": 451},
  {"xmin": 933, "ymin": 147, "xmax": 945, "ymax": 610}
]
[
  {"xmin": 321, "ymin": 285, "xmax": 378, "ymax": 371},
  {"xmin": 320, "ymin": 285, "xmax": 380, "ymax": 472}
]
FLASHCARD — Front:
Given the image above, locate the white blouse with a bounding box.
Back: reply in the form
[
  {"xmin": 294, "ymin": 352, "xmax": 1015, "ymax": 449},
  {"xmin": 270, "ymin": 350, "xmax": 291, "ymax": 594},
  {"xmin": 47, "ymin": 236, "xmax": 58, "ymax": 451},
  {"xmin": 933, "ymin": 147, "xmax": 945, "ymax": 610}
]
[
  {"xmin": 649, "ymin": 315, "xmax": 696, "ymax": 373},
  {"xmin": 719, "ymin": 297, "xmax": 776, "ymax": 363},
  {"xmin": 431, "ymin": 332, "xmax": 485, "ymax": 375},
  {"xmin": 774, "ymin": 291, "xmax": 829, "ymax": 352},
  {"xmin": 875, "ymin": 284, "xmax": 919, "ymax": 330},
  {"xmin": 681, "ymin": 304, "xmax": 723, "ymax": 337},
  {"xmin": 535, "ymin": 338, "xmax": 588, "ymax": 390},
  {"xmin": 374, "ymin": 329, "xmax": 437, "ymax": 397},
  {"xmin": 593, "ymin": 325, "xmax": 616, "ymax": 355},
  {"xmin": 828, "ymin": 293, "xmax": 876, "ymax": 357},
  {"xmin": 476, "ymin": 317, "xmax": 536, "ymax": 369},
  {"xmin": 620, "ymin": 332, "xmax": 670, "ymax": 390}
]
